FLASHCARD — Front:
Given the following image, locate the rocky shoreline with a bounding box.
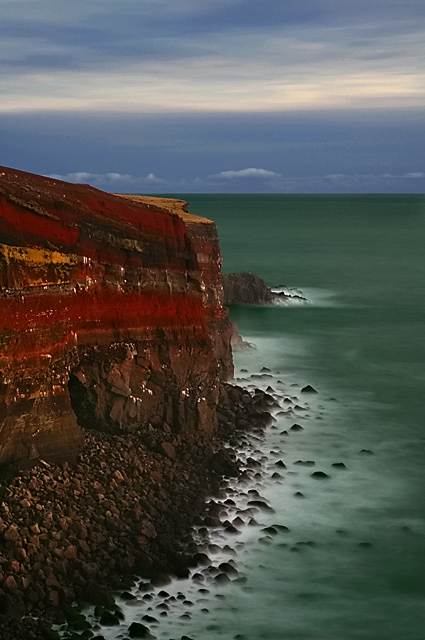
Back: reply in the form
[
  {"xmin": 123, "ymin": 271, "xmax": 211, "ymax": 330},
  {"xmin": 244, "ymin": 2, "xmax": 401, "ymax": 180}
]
[{"xmin": 0, "ymin": 383, "xmax": 276, "ymax": 640}]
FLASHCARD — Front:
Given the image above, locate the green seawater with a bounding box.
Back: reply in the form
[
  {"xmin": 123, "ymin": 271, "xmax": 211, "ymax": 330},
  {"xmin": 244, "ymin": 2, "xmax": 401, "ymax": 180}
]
[
  {"xmin": 187, "ymin": 194, "xmax": 425, "ymax": 639},
  {"xmin": 64, "ymin": 194, "xmax": 425, "ymax": 640}
]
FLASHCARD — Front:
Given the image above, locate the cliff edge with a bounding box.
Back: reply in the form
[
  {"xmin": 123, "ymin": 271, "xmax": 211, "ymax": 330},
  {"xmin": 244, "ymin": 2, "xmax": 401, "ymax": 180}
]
[{"xmin": 0, "ymin": 166, "xmax": 233, "ymax": 471}]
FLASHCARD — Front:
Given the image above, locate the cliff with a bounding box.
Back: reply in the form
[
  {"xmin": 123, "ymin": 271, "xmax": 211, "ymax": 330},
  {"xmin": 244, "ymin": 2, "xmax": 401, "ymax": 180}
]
[{"xmin": 0, "ymin": 166, "xmax": 233, "ymax": 471}]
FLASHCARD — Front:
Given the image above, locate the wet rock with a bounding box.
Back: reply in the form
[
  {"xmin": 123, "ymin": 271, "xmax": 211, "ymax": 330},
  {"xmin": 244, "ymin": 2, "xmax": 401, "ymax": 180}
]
[
  {"xmin": 193, "ymin": 552, "xmax": 210, "ymax": 566},
  {"xmin": 218, "ymin": 562, "xmax": 238, "ymax": 577},
  {"xmin": 223, "ymin": 523, "xmax": 240, "ymax": 535},
  {"xmin": 203, "ymin": 515, "xmax": 221, "ymax": 528},
  {"xmin": 294, "ymin": 460, "xmax": 315, "ymax": 466},
  {"xmin": 120, "ymin": 591, "xmax": 137, "ymax": 601},
  {"xmin": 99, "ymin": 610, "xmax": 121, "ymax": 626},
  {"xmin": 311, "ymin": 471, "xmax": 330, "ymax": 479},
  {"xmin": 192, "ymin": 572, "xmax": 204, "ymax": 582},
  {"xmin": 301, "ymin": 385, "xmax": 318, "ymax": 393},
  {"xmin": 261, "ymin": 526, "xmax": 278, "ymax": 536},
  {"xmin": 331, "ymin": 463, "xmax": 347, "ymax": 469},
  {"xmin": 222, "ymin": 545, "xmax": 236, "ymax": 555},
  {"xmin": 150, "ymin": 575, "xmax": 171, "ymax": 588},
  {"xmin": 247, "ymin": 500, "xmax": 275, "ymax": 513},
  {"xmin": 290, "ymin": 424, "xmax": 304, "ymax": 431},
  {"xmin": 128, "ymin": 621, "xmax": 152, "ymax": 638},
  {"xmin": 183, "ymin": 599, "xmax": 194, "ymax": 607}
]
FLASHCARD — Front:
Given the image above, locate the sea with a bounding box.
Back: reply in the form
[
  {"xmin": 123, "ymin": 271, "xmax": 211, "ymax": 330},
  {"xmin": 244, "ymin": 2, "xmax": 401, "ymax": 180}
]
[{"xmin": 59, "ymin": 194, "xmax": 425, "ymax": 640}]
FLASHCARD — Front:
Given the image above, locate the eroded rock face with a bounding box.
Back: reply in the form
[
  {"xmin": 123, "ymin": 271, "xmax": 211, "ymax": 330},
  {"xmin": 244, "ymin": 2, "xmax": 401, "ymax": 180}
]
[
  {"xmin": 222, "ymin": 272, "xmax": 274, "ymax": 306},
  {"xmin": 0, "ymin": 167, "xmax": 233, "ymax": 469}
]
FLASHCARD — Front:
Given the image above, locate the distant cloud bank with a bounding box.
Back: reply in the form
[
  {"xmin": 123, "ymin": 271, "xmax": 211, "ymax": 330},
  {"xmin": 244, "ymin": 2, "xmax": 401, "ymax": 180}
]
[
  {"xmin": 209, "ymin": 168, "xmax": 281, "ymax": 180},
  {"xmin": 48, "ymin": 171, "xmax": 166, "ymax": 189},
  {"xmin": 47, "ymin": 168, "xmax": 425, "ymax": 194}
]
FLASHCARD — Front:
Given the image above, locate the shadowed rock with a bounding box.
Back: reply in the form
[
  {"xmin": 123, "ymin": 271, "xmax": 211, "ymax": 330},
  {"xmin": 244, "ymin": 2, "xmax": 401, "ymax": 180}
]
[
  {"xmin": 301, "ymin": 385, "xmax": 318, "ymax": 393},
  {"xmin": 311, "ymin": 471, "xmax": 331, "ymax": 479},
  {"xmin": 290, "ymin": 424, "xmax": 304, "ymax": 431}
]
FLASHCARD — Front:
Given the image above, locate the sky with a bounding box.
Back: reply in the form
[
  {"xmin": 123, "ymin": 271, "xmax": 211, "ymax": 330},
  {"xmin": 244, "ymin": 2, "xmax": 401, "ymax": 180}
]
[{"xmin": 1, "ymin": 0, "xmax": 424, "ymax": 193}]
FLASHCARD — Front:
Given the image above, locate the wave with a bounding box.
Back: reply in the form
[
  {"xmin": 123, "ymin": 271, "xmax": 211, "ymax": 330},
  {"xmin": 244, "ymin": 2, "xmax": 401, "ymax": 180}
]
[{"xmin": 272, "ymin": 286, "xmax": 343, "ymax": 308}]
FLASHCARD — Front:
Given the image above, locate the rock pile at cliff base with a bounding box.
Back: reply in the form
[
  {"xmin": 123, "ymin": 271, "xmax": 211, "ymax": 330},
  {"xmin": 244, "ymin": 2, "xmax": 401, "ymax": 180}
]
[{"xmin": 0, "ymin": 383, "xmax": 275, "ymax": 640}]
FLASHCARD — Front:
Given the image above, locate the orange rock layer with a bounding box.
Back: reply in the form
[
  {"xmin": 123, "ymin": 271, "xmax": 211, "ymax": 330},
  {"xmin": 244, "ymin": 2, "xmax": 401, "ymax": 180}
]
[{"xmin": 0, "ymin": 167, "xmax": 233, "ymax": 469}]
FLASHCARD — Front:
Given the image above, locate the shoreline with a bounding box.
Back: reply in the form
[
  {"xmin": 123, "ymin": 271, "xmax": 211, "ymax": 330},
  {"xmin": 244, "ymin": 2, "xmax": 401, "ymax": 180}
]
[{"xmin": 0, "ymin": 382, "xmax": 275, "ymax": 640}]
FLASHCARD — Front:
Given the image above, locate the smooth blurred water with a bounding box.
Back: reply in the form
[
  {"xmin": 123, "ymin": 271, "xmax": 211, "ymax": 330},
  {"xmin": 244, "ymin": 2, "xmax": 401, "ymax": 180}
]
[
  {"xmin": 189, "ymin": 194, "xmax": 425, "ymax": 639},
  {"xmin": 61, "ymin": 194, "xmax": 425, "ymax": 640}
]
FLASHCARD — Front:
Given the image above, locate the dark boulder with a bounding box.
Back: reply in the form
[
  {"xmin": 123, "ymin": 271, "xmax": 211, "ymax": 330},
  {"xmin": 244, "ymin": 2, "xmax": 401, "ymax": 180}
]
[
  {"xmin": 222, "ymin": 272, "xmax": 274, "ymax": 305},
  {"xmin": 301, "ymin": 385, "xmax": 318, "ymax": 393}
]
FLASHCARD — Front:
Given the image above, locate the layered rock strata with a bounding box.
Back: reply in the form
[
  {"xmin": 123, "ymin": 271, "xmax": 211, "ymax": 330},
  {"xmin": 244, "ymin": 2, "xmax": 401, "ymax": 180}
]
[{"xmin": 0, "ymin": 167, "xmax": 233, "ymax": 471}]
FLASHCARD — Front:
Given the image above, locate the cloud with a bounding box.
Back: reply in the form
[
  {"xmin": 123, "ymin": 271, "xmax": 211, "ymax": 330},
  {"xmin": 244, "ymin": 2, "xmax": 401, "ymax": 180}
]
[
  {"xmin": 47, "ymin": 171, "xmax": 166, "ymax": 191},
  {"xmin": 45, "ymin": 165, "xmax": 425, "ymax": 195},
  {"xmin": 1, "ymin": 1, "xmax": 425, "ymax": 114},
  {"xmin": 381, "ymin": 171, "xmax": 424, "ymax": 178},
  {"xmin": 209, "ymin": 168, "xmax": 281, "ymax": 180}
]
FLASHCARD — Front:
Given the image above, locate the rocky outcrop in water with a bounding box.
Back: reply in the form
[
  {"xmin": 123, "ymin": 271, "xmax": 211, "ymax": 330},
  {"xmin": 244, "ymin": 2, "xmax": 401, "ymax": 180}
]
[
  {"xmin": 222, "ymin": 272, "xmax": 306, "ymax": 306},
  {"xmin": 222, "ymin": 272, "xmax": 274, "ymax": 305},
  {"xmin": 0, "ymin": 167, "xmax": 233, "ymax": 471}
]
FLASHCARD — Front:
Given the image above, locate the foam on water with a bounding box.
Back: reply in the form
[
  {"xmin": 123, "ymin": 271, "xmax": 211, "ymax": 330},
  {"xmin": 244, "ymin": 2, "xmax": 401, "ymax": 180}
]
[
  {"xmin": 57, "ymin": 335, "xmax": 425, "ymax": 640},
  {"xmin": 271, "ymin": 285, "xmax": 343, "ymax": 308}
]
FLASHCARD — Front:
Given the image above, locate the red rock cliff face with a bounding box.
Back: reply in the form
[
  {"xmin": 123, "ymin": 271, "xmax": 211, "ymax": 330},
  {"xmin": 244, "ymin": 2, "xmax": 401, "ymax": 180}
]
[{"xmin": 0, "ymin": 167, "xmax": 233, "ymax": 469}]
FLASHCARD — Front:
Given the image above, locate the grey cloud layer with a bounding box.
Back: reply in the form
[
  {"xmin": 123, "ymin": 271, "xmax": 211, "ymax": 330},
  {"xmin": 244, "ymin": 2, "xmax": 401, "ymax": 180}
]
[{"xmin": 1, "ymin": 0, "xmax": 424, "ymax": 113}]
